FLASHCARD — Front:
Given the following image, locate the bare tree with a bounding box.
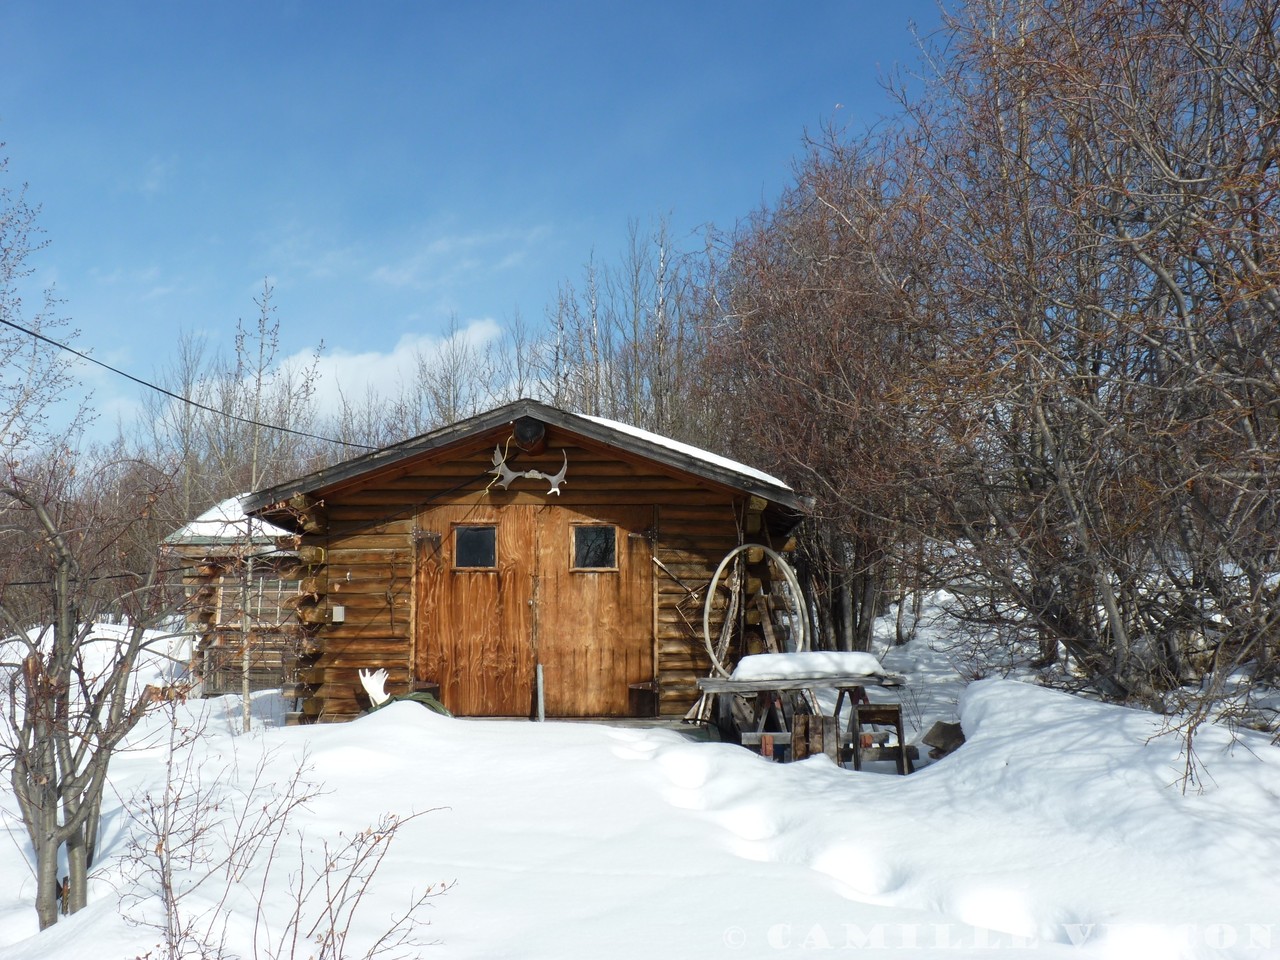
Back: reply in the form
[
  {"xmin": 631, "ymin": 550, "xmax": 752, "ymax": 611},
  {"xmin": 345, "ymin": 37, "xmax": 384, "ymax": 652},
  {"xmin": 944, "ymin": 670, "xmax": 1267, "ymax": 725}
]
[
  {"xmin": 0, "ymin": 148, "xmax": 86, "ymax": 460},
  {"xmin": 702, "ymin": 131, "xmax": 941, "ymax": 651},
  {"xmin": 0, "ymin": 462, "xmax": 180, "ymax": 928},
  {"xmin": 799, "ymin": 0, "xmax": 1280, "ymax": 710},
  {"xmin": 691, "ymin": 0, "xmax": 1279, "ymax": 716},
  {"xmin": 137, "ymin": 282, "xmax": 324, "ymax": 524},
  {"xmin": 537, "ymin": 218, "xmax": 722, "ymax": 447}
]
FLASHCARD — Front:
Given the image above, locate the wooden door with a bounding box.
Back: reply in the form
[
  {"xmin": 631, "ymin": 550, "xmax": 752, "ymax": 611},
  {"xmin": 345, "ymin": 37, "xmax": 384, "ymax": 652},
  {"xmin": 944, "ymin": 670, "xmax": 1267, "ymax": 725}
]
[
  {"xmin": 415, "ymin": 505, "xmax": 535, "ymax": 716},
  {"xmin": 533, "ymin": 505, "xmax": 653, "ymax": 717},
  {"xmin": 415, "ymin": 502, "xmax": 654, "ymax": 717}
]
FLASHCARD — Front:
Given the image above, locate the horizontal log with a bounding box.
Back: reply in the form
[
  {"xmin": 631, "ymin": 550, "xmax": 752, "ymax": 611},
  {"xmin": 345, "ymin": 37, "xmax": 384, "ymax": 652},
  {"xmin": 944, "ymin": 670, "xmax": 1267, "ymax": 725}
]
[
  {"xmin": 657, "ymin": 619, "xmax": 708, "ymax": 634},
  {"xmin": 651, "ymin": 553, "xmax": 719, "ymax": 568},
  {"xmin": 338, "ymin": 488, "xmax": 726, "ymax": 509},
  {"xmin": 303, "ymin": 671, "xmax": 412, "ymax": 689},
  {"xmin": 656, "ymin": 640, "xmax": 711, "ymax": 656},
  {"xmin": 324, "ymin": 574, "xmax": 416, "ymax": 591},
  {"xmin": 320, "ymin": 582, "xmax": 413, "ymax": 598},
  {"xmin": 317, "ymin": 628, "xmax": 410, "ymax": 644},
  {"xmin": 323, "ymin": 550, "xmax": 414, "ymax": 567},
  {"xmin": 657, "ymin": 671, "xmax": 706, "ymax": 686},
  {"xmin": 656, "ymin": 629, "xmax": 725, "ymax": 647},
  {"xmin": 323, "ymin": 533, "xmax": 414, "ymax": 550},
  {"xmin": 657, "ymin": 603, "xmax": 733, "ymax": 622},
  {"xmin": 397, "ymin": 463, "xmax": 673, "ymax": 483},
  {"xmin": 656, "ymin": 544, "xmax": 740, "ymax": 562},
  {"xmin": 315, "ymin": 689, "xmax": 360, "ymax": 707},
  {"xmin": 654, "ymin": 521, "xmax": 745, "ymax": 538},
  {"xmin": 655, "ymin": 579, "xmax": 710, "ymax": 595},
  {"xmin": 316, "ymin": 637, "xmax": 412, "ymax": 653},
  {"xmin": 658, "ymin": 502, "xmax": 741, "ymax": 517},
  {"xmin": 656, "ymin": 637, "xmax": 704, "ymax": 652},
  {"xmin": 327, "ymin": 518, "xmax": 416, "ymax": 536}
]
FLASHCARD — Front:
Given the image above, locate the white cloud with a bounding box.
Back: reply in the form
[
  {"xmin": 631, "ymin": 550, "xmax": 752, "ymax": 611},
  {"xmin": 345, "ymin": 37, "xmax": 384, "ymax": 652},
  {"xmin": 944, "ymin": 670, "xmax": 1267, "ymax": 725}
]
[{"xmin": 284, "ymin": 317, "xmax": 504, "ymax": 420}]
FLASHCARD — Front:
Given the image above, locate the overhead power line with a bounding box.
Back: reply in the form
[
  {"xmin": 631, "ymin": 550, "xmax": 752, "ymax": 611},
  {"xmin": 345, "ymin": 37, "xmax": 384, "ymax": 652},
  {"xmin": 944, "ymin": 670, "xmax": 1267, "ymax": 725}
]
[{"xmin": 0, "ymin": 316, "xmax": 377, "ymax": 451}]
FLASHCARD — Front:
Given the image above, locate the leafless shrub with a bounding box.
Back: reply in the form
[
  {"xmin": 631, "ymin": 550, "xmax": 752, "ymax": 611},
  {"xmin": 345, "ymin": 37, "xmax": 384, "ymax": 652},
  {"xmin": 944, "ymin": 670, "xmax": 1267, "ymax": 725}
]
[{"xmin": 118, "ymin": 706, "xmax": 449, "ymax": 959}]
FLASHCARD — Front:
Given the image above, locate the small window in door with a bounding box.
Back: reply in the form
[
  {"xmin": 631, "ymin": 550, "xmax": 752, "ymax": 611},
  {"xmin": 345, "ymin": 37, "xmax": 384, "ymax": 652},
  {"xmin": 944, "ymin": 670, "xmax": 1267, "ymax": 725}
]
[
  {"xmin": 572, "ymin": 524, "xmax": 617, "ymax": 570},
  {"xmin": 455, "ymin": 525, "xmax": 497, "ymax": 569}
]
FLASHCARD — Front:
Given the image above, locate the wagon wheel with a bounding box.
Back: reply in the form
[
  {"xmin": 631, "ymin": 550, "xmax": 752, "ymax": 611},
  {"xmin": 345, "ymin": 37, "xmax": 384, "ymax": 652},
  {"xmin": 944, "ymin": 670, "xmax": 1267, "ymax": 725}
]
[
  {"xmin": 705, "ymin": 552, "xmax": 744, "ymax": 679},
  {"xmin": 702, "ymin": 544, "xmax": 810, "ymax": 678}
]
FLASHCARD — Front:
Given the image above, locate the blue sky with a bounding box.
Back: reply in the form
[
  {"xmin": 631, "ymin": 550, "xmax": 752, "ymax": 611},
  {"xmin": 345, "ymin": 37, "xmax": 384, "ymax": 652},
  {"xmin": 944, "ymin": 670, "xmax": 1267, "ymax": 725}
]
[{"xmin": 2, "ymin": 2, "xmax": 941, "ymax": 434}]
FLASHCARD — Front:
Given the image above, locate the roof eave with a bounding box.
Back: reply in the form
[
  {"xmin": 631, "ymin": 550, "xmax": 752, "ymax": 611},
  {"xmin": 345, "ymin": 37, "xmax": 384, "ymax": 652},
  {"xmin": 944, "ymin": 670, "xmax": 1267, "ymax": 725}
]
[{"xmin": 241, "ymin": 399, "xmax": 809, "ymax": 519}]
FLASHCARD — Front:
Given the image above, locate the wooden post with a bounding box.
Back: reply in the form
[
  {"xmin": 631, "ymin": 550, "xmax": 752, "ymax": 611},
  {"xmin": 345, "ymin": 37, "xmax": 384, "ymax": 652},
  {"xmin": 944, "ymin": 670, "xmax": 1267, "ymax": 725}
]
[
  {"xmin": 792, "ymin": 715, "xmax": 839, "ymax": 763},
  {"xmin": 792, "ymin": 715, "xmax": 812, "ymax": 760},
  {"xmin": 535, "ymin": 663, "xmax": 545, "ymax": 722}
]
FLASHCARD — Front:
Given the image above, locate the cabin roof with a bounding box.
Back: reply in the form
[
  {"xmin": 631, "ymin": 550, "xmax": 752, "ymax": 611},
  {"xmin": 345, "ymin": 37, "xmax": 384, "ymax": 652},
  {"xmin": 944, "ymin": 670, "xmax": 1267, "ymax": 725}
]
[
  {"xmin": 162, "ymin": 496, "xmax": 297, "ymax": 547},
  {"xmin": 240, "ymin": 398, "xmax": 808, "ymax": 520}
]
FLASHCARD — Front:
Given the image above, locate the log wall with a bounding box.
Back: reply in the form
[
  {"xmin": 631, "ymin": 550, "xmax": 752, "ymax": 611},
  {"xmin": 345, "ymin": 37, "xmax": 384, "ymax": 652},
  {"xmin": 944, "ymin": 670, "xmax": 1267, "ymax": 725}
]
[{"xmin": 279, "ymin": 426, "xmax": 785, "ymax": 722}]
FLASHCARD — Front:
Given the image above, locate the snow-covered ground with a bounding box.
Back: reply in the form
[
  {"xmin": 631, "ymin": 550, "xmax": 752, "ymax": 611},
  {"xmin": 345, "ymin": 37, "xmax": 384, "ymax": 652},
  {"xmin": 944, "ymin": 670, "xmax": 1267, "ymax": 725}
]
[{"xmin": 1, "ymin": 597, "xmax": 1278, "ymax": 959}]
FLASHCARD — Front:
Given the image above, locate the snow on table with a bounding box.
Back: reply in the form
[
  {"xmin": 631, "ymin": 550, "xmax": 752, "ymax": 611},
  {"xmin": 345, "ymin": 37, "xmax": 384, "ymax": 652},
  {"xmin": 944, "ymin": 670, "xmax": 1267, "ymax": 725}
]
[{"xmin": 730, "ymin": 651, "xmax": 886, "ymax": 681}]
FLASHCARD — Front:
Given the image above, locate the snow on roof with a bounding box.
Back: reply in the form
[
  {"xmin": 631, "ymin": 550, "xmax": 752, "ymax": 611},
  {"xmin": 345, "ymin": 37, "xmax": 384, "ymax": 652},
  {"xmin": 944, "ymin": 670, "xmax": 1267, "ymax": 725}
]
[
  {"xmin": 163, "ymin": 496, "xmax": 295, "ymax": 546},
  {"xmin": 582, "ymin": 414, "xmax": 792, "ymax": 492}
]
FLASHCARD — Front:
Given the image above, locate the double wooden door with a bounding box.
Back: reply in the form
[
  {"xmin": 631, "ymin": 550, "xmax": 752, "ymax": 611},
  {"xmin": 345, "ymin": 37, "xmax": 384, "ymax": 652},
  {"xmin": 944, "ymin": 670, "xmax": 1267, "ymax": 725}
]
[{"xmin": 415, "ymin": 503, "xmax": 653, "ymax": 717}]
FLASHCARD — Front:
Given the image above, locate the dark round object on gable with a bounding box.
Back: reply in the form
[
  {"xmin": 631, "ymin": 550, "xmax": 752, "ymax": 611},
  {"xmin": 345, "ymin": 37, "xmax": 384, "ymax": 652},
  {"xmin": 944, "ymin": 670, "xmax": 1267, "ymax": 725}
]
[{"xmin": 513, "ymin": 417, "xmax": 547, "ymax": 453}]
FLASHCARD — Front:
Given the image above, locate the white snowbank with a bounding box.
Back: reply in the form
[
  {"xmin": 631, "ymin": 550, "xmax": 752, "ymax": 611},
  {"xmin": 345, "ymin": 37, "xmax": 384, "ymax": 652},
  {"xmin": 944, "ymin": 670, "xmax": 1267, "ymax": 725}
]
[{"xmin": 2, "ymin": 601, "xmax": 1278, "ymax": 959}]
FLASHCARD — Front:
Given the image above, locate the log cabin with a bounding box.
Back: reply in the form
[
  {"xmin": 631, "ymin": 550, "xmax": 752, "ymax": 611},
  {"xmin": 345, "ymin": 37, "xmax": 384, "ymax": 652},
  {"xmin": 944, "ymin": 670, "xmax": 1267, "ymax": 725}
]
[
  {"xmin": 162, "ymin": 498, "xmax": 306, "ymax": 696},
  {"xmin": 239, "ymin": 399, "xmax": 808, "ymax": 723}
]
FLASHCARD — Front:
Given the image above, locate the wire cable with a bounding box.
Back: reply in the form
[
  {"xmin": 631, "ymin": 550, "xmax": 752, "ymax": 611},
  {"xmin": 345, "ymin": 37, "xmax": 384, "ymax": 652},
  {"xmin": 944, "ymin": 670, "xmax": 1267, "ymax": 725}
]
[{"xmin": 0, "ymin": 315, "xmax": 377, "ymax": 451}]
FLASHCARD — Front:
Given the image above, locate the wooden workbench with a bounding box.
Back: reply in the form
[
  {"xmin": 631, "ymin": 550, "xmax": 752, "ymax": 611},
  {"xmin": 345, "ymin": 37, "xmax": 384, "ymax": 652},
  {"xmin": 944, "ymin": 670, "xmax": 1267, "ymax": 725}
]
[{"xmin": 696, "ymin": 673, "xmax": 908, "ymax": 767}]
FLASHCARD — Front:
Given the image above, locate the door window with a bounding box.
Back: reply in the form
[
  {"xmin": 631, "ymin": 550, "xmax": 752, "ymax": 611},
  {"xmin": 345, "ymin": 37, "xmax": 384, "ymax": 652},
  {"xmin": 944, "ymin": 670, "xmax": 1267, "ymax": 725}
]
[
  {"xmin": 455, "ymin": 525, "xmax": 497, "ymax": 569},
  {"xmin": 572, "ymin": 524, "xmax": 617, "ymax": 570}
]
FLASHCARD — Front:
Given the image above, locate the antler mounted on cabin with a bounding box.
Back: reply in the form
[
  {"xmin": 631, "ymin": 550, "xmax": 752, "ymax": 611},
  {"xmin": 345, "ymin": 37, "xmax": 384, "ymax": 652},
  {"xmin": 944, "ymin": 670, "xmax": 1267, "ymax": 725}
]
[{"xmin": 489, "ymin": 446, "xmax": 569, "ymax": 496}]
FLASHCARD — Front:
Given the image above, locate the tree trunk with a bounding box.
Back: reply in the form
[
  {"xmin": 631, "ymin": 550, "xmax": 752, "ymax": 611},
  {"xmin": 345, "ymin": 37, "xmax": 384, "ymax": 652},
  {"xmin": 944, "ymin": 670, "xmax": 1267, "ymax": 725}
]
[
  {"xmin": 34, "ymin": 833, "xmax": 59, "ymax": 930},
  {"xmin": 64, "ymin": 823, "xmax": 89, "ymax": 914},
  {"xmin": 860, "ymin": 572, "xmax": 880, "ymax": 651},
  {"xmin": 838, "ymin": 574, "xmax": 854, "ymax": 652}
]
